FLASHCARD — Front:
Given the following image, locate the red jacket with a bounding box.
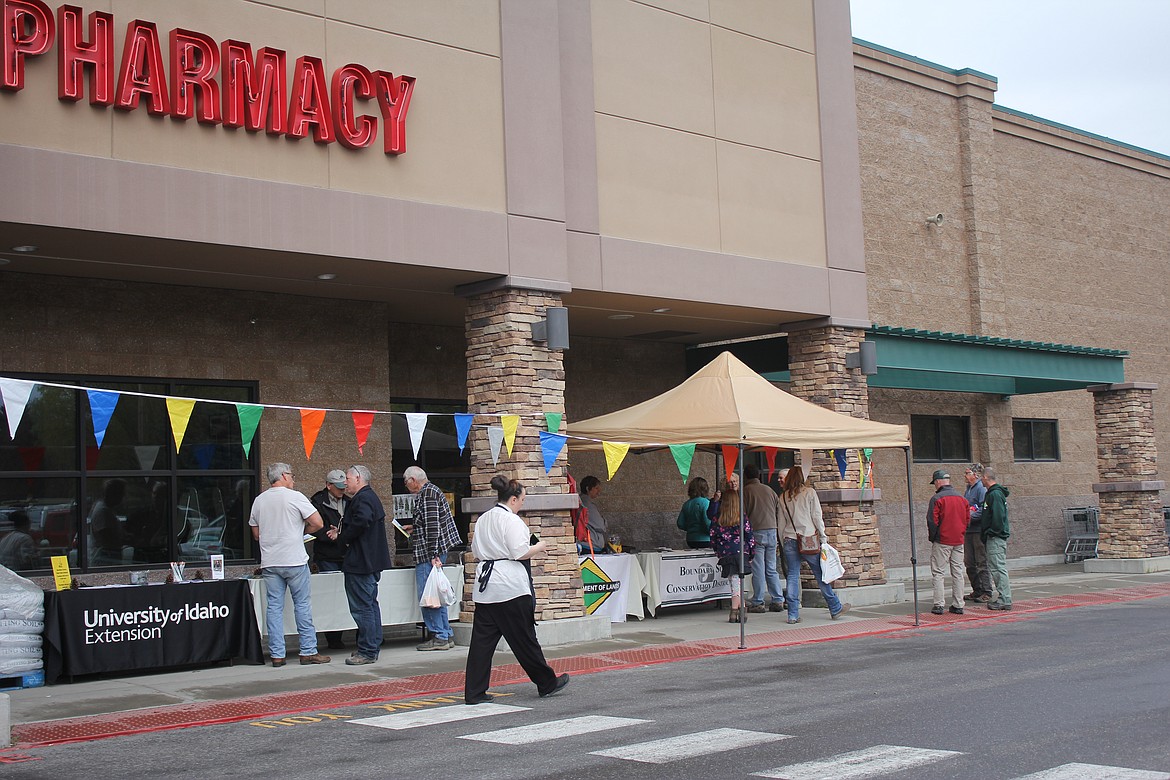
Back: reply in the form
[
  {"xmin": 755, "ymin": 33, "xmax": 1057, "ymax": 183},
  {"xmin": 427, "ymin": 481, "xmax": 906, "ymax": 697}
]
[{"xmin": 927, "ymin": 485, "xmax": 970, "ymax": 546}]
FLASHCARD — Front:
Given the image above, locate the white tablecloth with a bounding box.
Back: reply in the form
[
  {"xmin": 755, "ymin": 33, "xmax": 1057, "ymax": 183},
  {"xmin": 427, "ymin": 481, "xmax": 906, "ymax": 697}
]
[
  {"xmin": 578, "ymin": 553, "xmax": 648, "ymax": 622},
  {"xmin": 247, "ymin": 566, "xmax": 463, "ymax": 636},
  {"xmin": 636, "ymin": 550, "xmax": 750, "ymax": 616}
]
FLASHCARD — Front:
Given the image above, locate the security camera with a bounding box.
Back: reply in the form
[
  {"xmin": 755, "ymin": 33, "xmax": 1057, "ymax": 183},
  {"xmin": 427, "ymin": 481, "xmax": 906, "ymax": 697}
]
[{"xmin": 925, "ymin": 213, "xmax": 944, "ymax": 226}]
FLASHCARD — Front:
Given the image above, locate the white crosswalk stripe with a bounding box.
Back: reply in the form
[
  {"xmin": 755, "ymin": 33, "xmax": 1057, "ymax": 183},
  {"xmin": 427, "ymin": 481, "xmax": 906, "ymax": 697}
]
[
  {"xmin": 460, "ymin": 715, "xmax": 651, "ymax": 745},
  {"xmin": 753, "ymin": 744, "xmax": 962, "ymax": 779},
  {"xmin": 590, "ymin": 728, "xmax": 792, "ymax": 764},
  {"xmin": 1009, "ymin": 764, "xmax": 1170, "ymax": 780},
  {"xmin": 347, "ymin": 702, "xmax": 529, "ymax": 730}
]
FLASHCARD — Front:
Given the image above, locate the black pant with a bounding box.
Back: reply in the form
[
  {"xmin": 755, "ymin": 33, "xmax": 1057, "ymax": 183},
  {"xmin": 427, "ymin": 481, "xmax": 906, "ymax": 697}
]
[{"xmin": 464, "ymin": 595, "xmax": 557, "ymax": 701}]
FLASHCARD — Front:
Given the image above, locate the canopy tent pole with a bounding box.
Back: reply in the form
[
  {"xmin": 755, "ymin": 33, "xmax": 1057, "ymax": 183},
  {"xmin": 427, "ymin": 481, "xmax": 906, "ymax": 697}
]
[
  {"xmin": 737, "ymin": 443, "xmax": 746, "ymax": 649},
  {"xmin": 904, "ymin": 447, "xmax": 920, "ymax": 626}
]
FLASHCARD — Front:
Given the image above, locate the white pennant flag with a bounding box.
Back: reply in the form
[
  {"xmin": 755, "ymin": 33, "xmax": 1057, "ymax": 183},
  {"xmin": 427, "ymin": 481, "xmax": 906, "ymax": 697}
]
[
  {"xmin": 405, "ymin": 413, "xmax": 429, "ymax": 460},
  {"xmin": 487, "ymin": 426, "xmax": 505, "ymax": 466},
  {"xmin": 0, "ymin": 378, "xmax": 35, "ymax": 440}
]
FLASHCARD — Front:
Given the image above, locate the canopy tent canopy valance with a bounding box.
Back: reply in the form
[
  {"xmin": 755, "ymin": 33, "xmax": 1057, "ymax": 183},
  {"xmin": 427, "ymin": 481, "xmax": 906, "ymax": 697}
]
[{"xmin": 568, "ymin": 351, "xmax": 909, "ymax": 451}]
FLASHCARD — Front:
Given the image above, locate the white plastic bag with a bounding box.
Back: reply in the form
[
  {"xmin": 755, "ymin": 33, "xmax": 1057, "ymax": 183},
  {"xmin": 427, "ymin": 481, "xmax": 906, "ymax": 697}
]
[
  {"xmin": 820, "ymin": 543, "xmax": 845, "ymax": 583},
  {"xmin": 420, "ymin": 565, "xmax": 457, "ymax": 608}
]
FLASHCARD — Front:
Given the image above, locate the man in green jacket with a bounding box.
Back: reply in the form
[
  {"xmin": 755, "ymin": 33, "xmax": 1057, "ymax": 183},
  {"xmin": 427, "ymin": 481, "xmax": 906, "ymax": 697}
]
[{"xmin": 980, "ymin": 467, "xmax": 1012, "ymax": 611}]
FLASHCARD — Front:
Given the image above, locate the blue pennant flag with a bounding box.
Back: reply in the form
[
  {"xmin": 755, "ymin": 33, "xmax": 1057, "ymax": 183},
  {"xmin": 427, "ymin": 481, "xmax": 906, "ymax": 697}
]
[
  {"xmin": 87, "ymin": 389, "xmax": 120, "ymax": 449},
  {"xmin": 834, "ymin": 448, "xmax": 848, "ymax": 478},
  {"xmin": 454, "ymin": 413, "xmax": 474, "ymax": 454},
  {"xmin": 539, "ymin": 431, "xmax": 567, "ymax": 473}
]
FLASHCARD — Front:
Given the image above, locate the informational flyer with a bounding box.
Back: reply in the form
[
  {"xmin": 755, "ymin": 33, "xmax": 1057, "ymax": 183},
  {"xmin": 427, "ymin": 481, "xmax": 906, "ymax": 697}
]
[
  {"xmin": 210, "ymin": 554, "xmax": 225, "ymax": 580},
  {"xmin": 51, "ymin": 555, "xmax": 72, "ymax": 591}
]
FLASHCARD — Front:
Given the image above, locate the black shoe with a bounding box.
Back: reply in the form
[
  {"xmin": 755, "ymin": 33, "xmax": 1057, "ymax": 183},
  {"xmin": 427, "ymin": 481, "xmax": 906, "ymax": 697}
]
[
  {"xmin": 987, "ymin": 602, "xmax": 1013, "ymax": 611},
  {"xmin": 465, "ymin": 693, "xmax": 495, "ymax": 705},
  {"xmin": 949, "ymin": 606, "xmax": 964, "ymax": 615},
  {"xmin": 540, "ymin": 673, "xmax": 570, "ymax": 698},
  {"xmin": 930, "ymin": 605, "xmax": 945, "ymax": 615}
]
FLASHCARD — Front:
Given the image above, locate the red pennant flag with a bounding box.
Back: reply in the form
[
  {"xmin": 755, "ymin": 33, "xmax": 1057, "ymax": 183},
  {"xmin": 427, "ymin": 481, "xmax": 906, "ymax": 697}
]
[
  {"xmin": 763, "ymin": 447, "xmax": 778, "ymax": 481},
  {"xmin": 300, "ymin": 409, "xmax": 326, "ymax": 460},
  {"xmin": 721, "ymin": 445, "xmax": 739, "ymax": 480},
  {"xmin": 352, "ymin": 411, "xmax": 375, "ymax": 454}
]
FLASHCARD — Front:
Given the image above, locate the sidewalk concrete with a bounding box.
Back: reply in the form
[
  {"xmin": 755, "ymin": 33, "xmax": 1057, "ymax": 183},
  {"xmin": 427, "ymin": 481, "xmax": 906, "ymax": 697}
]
[{"xmin": 6, "ymin": 563, "xmax": 1170, "ymax": 748}]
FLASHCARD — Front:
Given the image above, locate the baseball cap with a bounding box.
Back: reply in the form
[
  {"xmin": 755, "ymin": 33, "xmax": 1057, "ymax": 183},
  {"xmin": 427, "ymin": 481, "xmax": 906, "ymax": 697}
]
[
  {"xmin": 326, "ymin": 469, "xmax": 347, "ymax": 488},
  {"xmin": 929, "ymin": 469, "xmax": 951, "ymax": 483}
]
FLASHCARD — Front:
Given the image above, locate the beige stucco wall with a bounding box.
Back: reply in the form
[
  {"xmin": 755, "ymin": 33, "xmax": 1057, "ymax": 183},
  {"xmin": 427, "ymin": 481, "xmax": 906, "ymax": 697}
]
[
  {"xmin": 0, "ymin": 0, "xmax": 506, "ymax": 212},
  {"xmin": 590, "ymin": 0, "xmax": 827, "ymax": 267}
]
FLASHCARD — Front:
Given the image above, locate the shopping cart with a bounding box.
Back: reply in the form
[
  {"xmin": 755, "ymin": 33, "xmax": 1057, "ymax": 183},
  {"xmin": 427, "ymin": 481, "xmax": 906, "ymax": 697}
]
[{"xmin": 1062, "ymin": 507, "xmax": 1099, "ymax": 563}]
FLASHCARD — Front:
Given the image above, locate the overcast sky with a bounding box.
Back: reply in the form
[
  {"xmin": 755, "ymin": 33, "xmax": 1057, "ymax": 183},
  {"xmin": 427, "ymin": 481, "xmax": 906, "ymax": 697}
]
[{"xmin": 848, "ymin": 0, "xmax": 1170, "ymax": 155}]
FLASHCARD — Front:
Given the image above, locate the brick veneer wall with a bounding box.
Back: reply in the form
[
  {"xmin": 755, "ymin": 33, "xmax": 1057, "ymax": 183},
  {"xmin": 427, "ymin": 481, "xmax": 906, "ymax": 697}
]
[
  {"xmin": 464, "ymin": 289, "xmax": 579, "ymax": 620},
  {"xmin": 786, "ymin": 325, "xmax": 887, "ymax": 587},
  {"xmin": 854, "ymin": 44, "xmax": 1170, "ymax": 568}
]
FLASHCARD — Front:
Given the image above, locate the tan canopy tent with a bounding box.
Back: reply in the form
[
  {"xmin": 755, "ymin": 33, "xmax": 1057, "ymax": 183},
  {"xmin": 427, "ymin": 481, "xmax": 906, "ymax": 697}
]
[
  {"xmin": 568, "ymin": 351, "xmax": 910, "ymax": 450},
  {"xmin": 567, "ymin": 351, "xmax": 923, "ymax": 637}
]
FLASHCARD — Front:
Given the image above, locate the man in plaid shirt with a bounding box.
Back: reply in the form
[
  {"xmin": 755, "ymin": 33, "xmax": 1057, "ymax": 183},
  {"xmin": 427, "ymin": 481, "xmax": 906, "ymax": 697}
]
[{"xmin": 403, "ymin": 466, "xmax": 463, "ymax": 650}]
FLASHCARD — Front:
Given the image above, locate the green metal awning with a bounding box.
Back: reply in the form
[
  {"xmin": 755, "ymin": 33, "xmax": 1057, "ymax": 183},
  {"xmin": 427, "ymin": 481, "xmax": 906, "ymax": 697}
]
[
  {"xmin": 863, "ymin": 326, "xmax": 1126, "ymax": 395},
  {"xmin": 742, "ymin": 325, "xmax": 1127, "ymax": 396}
]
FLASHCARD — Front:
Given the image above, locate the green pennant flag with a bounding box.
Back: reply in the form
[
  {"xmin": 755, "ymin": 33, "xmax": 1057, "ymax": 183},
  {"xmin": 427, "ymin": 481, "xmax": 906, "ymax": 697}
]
[
  {"xmin": 668, "ymin": 443, "xmax": 696, "ymax": 483},
  {"xmin": 545, "ymin": 412, "xmax": 563, "ymax": 434},
  {"xmin": 236, "ymin": 403, "xmax": 264, "ymax": 458}
]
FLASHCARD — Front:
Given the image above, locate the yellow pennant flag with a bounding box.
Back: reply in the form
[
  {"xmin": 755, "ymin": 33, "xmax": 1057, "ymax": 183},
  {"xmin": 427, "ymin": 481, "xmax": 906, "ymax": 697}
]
[
  {"xmin": 166, "ymin": 398, "xmax": 196, "ymax": 451},
  {"xmin": 501, "ymin": 414, "xmax": 520, "ymax": 455},
  {"xmin": 602, "ymin": 441, "xmax": 630, "ymax": 480}
]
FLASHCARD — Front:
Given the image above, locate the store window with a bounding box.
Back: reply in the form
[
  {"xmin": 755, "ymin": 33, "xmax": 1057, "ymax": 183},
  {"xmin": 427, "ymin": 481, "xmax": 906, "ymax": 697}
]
[
  {"xmin": 388, "ymin": 400, "xmax": 471, "ymax": 552},
  {"xmin": 911, "ymin": 415, "xmax": 971, "ymax": 462},
  {"xmin": 0, "ymin": 375, "xmax": 259, "ymax": 574},
  {"xmin": 1013, "ymin": 418, "xmax": 1060, "ymax": 462}
]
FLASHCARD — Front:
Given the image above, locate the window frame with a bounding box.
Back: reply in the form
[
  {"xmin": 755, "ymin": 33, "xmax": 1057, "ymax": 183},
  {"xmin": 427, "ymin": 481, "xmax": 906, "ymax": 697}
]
[
  {"xmin": 910, "ymin": 414, "xmax": 972, "ymax": 463},
  {"xmin": 0, "ymin": 372, "xmax": 260, "ymax": 573},
  {"xmin": 1012, "ymin": 417, "xmax": 1061, "ymax": 462}
]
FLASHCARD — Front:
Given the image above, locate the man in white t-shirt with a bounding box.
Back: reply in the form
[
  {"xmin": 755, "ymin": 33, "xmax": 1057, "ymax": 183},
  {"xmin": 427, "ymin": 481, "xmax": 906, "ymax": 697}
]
[{"xmin": 249, "ymin": 462, "xmax": 330, "ymax": 667}]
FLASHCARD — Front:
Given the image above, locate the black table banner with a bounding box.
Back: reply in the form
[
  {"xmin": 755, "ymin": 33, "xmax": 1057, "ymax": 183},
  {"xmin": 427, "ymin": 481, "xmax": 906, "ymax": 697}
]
[{"xmin": 42, "ymin": 580, "xmax": 264, "ymax": 683}]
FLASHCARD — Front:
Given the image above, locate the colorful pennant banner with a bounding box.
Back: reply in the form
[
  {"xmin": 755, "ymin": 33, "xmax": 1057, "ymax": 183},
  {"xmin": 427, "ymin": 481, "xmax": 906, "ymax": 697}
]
[
  {"xmin": 300, "ymin": 408, "xmax": 325, "ymax": 460},
  {"xmin": 721, "ymin": 444, "xmax": 739, "ymax": 479},
  {"xmin": 539, "ymin": 431, "xmax": 567, "ymax": 473},
  {"xmin": 545, "ymin": 412, "xmax": 562, "ymax": 434},
  {"xmin": 668, "ymin": 443, "xmax": 695, "ymax": 483},
  {"xmin": 237, "ymin": 403, "xmax": 263, "ymax": 457},
  {"xmin": 501, "ymin": 415, "xmax": 520, "ymax": 455},
  {"xmin": 405, "ymin": 413, "xmax": 429, "ymax": 460},
  {"xmin": 603, "ymin": 441, "xmax": 629, "ymax": 480},
  {"xmin": 0, "ymin": 378, "xmax": 33, "ymax": 439},
  {"xmin": 88, "ymin": 389, "xmax": 121, "ymax": 449},
  {"xmin": 454, "ymin": 413, "xmax": 473, "ymax": 454},
  {"xmin": 166, "ymin": 397, "xmax": 195, "ymax": 451},
  {"xmin": 352, "ymin": 411, "xmax": 375, "ymax": 455}
]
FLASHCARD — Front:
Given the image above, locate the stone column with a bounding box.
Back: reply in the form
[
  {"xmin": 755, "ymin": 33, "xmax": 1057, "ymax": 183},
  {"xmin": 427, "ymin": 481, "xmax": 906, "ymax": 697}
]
[
  {"xmin": 1088, "ymin": 383, "xmax": 1168, "ymax": 562},
  {"xmin": 786, "ymin": 322, "xmax": 887, "ymax": 587},
  {"xmin": 464, "ymin": 286, "xmax": 582, "ymax": 620}
]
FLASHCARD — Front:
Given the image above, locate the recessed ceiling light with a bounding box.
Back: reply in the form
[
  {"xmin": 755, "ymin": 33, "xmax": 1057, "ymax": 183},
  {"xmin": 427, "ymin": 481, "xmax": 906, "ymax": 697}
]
[
  {"xmin": 652, "ymin": 307, "xmax": 671, "ymax": 313},
  {"xmin": 0, "ymin": 258, "xmax": 9, "ymax": 266},
  {"xmin": 608, "ymin": 314, "xmax": 634, "ymax": 320},
  {"xmin": 316, "ymin": 273, "xmax": 337, "ymax": 281},
  {"xmin": 11, "ymin": 245, "xmax": 37, "ymax": 253}
]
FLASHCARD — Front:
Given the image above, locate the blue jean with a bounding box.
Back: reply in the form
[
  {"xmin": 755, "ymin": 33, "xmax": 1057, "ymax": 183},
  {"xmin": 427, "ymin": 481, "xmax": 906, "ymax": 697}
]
[
  {"xmin": 749, "ymin": 529, "xmax": 785, "ymax": 605},
  {"xmin": 343, "ymin": 570, "xmax": 383, "ymax": 659},
  {"xmin": 415, "ymin": 552, "xmax": 451, "ymax": 641},
  {"xmin": 262, "ymin": 564, "xmax": 316, "ymax": 659},
  {"xmin": 782, "ymin": 537, "xmax": 843, "ymax": 619}
]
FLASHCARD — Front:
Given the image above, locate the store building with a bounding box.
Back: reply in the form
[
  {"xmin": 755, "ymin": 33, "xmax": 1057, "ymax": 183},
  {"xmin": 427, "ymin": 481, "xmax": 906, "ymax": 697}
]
[{"xmin": 1, "ymin": 1, "xmax": 1166, "ymax": 604}]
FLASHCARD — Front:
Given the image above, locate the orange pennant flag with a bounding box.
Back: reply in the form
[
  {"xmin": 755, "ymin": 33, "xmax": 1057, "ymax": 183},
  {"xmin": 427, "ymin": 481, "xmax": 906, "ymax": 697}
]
[
  {"xmin": 300, "ymin": 408, "xmax": 326, "ymax": 460},
  {"xmin": 721, "ymin": 444, "xmax": 739, "ymax": 480},
  {"xmin": 352, "ymin": 411, "xmax": 375, "ymax": 454},
  {"xmin": 763, "ymin": 447, "xmax": 778, "ymax": 481}
]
